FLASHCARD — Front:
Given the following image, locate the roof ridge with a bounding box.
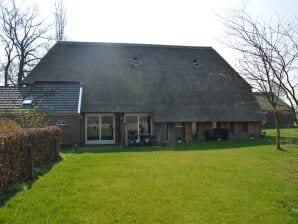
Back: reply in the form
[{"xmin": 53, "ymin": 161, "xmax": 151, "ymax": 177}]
[{"xmin": 56, "ymin": 41, "xmax": 213, "ymax": 50}]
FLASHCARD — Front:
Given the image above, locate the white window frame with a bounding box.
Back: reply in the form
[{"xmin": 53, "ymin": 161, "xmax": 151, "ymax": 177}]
[
  {"xmin": 85, "ymin": 113, "xmax": 115, "ymax": 145},
  {"xmin": 56, "ymin": 120, "xmax": 67, "ymax": 127}
]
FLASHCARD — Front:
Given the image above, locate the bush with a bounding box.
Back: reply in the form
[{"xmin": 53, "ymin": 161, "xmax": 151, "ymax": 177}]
[
  {"xmin": 12, "ymin": 107, "xmax": 48, "ymax": 128},
  {"xmin": 0, "ymin": 118, "xmax": 20, "ymax": 132},
  {"xmin": 0, "ymin": 126, "xmax": 61, "ymax": 193}
]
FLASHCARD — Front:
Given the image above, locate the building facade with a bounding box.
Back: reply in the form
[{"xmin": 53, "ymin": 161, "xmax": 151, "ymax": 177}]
[{"xmin": 1, "ymin": 42, "xmax": 264, "ymax": 145}]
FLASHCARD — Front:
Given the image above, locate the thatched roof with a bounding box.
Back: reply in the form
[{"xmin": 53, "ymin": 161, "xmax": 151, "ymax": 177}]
[
  {"xmin": 23, "ymin": 41, "xmax": 263, "ymax": 122},
  {"xmin": 0, "ymin": 82, "xmax": 81, "ymax": 113},
  {"xmin": 254, "ymin": 93, "xmax": 292, "ymax": 112}
]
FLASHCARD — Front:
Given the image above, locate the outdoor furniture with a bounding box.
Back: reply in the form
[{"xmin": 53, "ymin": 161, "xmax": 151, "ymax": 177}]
[
  {"xmin": 205, "ymin": 129, "xmax": 229, "ymax": 140},
  {"xmin": 128, "ymin": 134, "xmax": 154, "ymax": 146}
]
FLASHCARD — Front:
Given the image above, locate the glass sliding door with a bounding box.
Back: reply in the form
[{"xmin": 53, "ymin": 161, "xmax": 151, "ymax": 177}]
[
  {"xmin": 126, "ymin": 114, "xmax": 152, "ymax": 144},
  {"xmin": 86, "ymin": 114, "xmax": 115, "ymax": 144},
  {"xmin": 126, "ymin": 116, "xmax": 139, "ymax": 144},
  {"xmin": 139, "ymin": 115, "xmax": 151, "ymax": 134},
  {"xmin": 87, "ymin": 116, "xmax": 100, "ymax": 141},
  {"xmin": 101, "ymin": 116, "xmax": 114, "ymax": 141}
]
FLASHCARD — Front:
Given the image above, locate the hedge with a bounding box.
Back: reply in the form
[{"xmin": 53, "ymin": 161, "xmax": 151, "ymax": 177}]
[{"xmin": 0, "ymin": 126, "xmax": 61, "ymax": 193}]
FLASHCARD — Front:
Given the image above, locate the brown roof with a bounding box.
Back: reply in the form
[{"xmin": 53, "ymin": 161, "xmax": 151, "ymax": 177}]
[
  {"xmin": 254, "ymin": 93, "xmax": 292, "ymax": 112},
  {"xmin": 23, "ymin": 41, "xmax": 264, "ymax": 122}
]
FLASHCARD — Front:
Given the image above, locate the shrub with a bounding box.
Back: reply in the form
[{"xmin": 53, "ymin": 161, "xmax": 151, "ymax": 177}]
[
  {"xmin": 12, "ymin": 107, "xmax": 48, "ymax": 128},
  {"xmin": 0, "ymin": 118, "xmax": 20, "ymax": 132},
  {"xmin": 0, "ymin": 126, "xmax": 61, "ymax": 193}
]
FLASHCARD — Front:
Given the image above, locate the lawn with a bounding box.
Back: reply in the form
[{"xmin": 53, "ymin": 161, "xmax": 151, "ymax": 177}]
[
  {"xmin": 264, "ymin": 127, "xmax": 298, "ymax": 139},
  {"xmin": 0, "ymin": 139, "xmax": 297, "ymax": 223}
]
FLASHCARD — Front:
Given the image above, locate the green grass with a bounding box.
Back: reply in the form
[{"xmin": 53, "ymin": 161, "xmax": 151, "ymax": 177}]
[
  {"xmin": 0, "ymin": 139, "xmax": 297, "ymax": 223},
  {"xmin": 263, "ymin": 127, "xmax": 298, "ymax": 139}
]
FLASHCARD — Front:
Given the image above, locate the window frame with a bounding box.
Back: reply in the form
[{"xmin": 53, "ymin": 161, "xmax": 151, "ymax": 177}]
[
  {"xmin": 56, "ymin": 120, "xmax": 67, "ymax": 127},
  {"xmin": 85, "ymin": 113, "xmax": 115, "ymax": 145},
  {"xmin": 175, "ymin": 122, "xmax": 184, "ymax": 127},
  {"xmin": 125, "ymin": 113, "xmax": 153, "ymax": 141}
]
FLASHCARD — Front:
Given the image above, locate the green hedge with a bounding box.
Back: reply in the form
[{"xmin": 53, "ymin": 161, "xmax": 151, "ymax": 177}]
[{"xmin": 0, "ymin": 127, "xmax": 61, "ymax": 192}]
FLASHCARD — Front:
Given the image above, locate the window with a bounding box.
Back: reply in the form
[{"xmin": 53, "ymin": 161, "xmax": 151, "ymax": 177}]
[
  {"xmin": 212, "ymin": 122, "xmax": 217, "ymax": 129},
  {"xmin": 132, "ymin": 56, "xmax": 139, "ymax": 66},
  {"xmin": 193, "ymin": 59, "xmax": 201, "ymax": 68},
  {"xmin": 230, "ymin": 122, "xmax": 234, "ymax": 134},
  {"xmin": 175, "ymin": 122, "xmax": 184, "ymax": 127},
  {"xmin": 139, "ymin": 115, "xmax": 151, "ymax": 134},
  {"xmin": 243, "ymin": 122, "xmax": 248, "ymax": 133},
  {"xmin": 87, "ymin": 116, "xmax": 100, "ymax": 141},
  {"xmin": 101, "ymin": 116, "xmax": 114, "ymax": 140},
  {"xmin": 22, "ymin": 97, "xmax": 33, "ymax": 105},
  {"xmin": 86, "ymin": 114, "xmax": 115, "ymax": 144},
  {"xmin": 56, "ymin": 120, "xmax": 67, "ymax": 127},
  {"xmin": 126, "ymin": 116, "xmax": 138, "ymax": 138},
  {"xmin": 126, "ymin": 114, "xmax": 152, "ymax": 142}
]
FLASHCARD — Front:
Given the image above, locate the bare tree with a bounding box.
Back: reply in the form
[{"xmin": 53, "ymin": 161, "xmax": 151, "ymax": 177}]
[
  {"xmin": 0, "ymin": 0, "xmax": 50, "ymax": 86},
  {"xmin": 263, "ymin": 20, "xmax": 298, "ymax": 126},
  {"xmin": 0, "ymin": 1, "xmax": 17, "ymax": 86},
  {"xmin": 220, "ymin": 8, "xmax": 298, "ymax": 149},
  {"xmin": 54, "ymin": 0, "xmax": 67, "ymax": 41}
]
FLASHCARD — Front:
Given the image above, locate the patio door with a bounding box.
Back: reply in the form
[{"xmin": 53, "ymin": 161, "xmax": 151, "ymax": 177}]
[
  {"xmin": 125, "ymin": 114, "xmax": 152, "ymax": 144},
  {"xmin": 86, "ymin": 114, "xmax": 115, "ymax": 144}
]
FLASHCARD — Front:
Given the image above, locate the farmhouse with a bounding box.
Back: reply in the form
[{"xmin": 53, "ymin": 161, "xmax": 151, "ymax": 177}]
[
  {"xmin": 0, "ymin": 42, "xmax": 264, "ymax": 145},
  {"xmin": 254, "ymin": 92, "xmax": 293, "ymax": 128}
]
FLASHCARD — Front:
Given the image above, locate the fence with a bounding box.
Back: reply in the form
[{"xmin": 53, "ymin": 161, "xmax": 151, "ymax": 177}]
[{"xmin": 0, "ymin": 126, "xmax": 61, "ymax": 193}]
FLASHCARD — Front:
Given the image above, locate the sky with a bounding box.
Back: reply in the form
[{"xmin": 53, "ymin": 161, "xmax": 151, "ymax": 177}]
[
  {"xmin": 0, "ymin": 0, "xmax": 296, "ymax": 74},
  {"xmin": 26, "ymin": 0, "xmax": 298, "ymax": 67}
]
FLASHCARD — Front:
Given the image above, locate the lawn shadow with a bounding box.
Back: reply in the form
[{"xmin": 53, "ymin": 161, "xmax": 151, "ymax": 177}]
[
  {"xmin": 0, "ymin": 158, "xmax": 61, "ymax": 207},
  {"xmin": 62, "ymin": 138, "xmax": 281, "ymax": 154}
]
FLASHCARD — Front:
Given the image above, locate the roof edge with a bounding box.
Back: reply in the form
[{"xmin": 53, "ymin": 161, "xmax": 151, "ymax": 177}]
[{"xmin": 56, "ymin": 41, "xmax": 213, "ymax": 50}]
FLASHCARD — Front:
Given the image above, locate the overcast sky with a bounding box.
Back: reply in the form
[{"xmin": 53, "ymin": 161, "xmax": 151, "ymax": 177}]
[{"xmin": 14, "ymin": 0, "xmax": 298, "ymax": 66}]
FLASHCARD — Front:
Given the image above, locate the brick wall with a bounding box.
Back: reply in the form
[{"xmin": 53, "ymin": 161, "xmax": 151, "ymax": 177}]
[{"xmin": 46, "ymin": 114, "xmax": 80, "ymax": 146}]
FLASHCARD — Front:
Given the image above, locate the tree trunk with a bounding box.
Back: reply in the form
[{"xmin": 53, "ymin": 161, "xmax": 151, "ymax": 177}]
[
  {"xmin": 4, "ymin": 66, "xmax": 9, "ymax": 87},
  {"xmin": 4, "ymin": 45, "xmax": 13, "ymax": 87},
  {"xmin": 273, "ymin": 110, "xmax": 281, "ymax": 150},
  {"xmin": 4, "ymin": 58, "xmax": 11, "ymax": 86},
  {"xmin": 17, "ymin": 57, "xmax": 25, "ymax": 86},
  {"xmin": 293, "ymin": 109, "xmax": 298, "ymax": 127}
]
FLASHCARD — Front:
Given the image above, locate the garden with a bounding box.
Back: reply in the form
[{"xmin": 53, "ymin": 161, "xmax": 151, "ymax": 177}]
[{"xmin": 0, "ymin": 128, "xmax": 297, "ymax": 223}]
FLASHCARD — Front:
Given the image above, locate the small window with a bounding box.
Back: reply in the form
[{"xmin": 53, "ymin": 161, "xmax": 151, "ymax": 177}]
[
  {"xmin": 22, "ymin": 97, "xmax": 33, "ymax": 105},
  {"xmin": 56, "ymin": 120, "xmax": 67, "ymax": 127},
  {"xmin": 193, "ymin": 59, "xmax": 201, "ymax": 68},
  {"xmin": 132, "ymin": 56, "xmax": 139, "ymax": 66},
  {"xmin": 175, "ymin": 122, "xmax": 184, "ymax": 127},
  {"xmin": 212, "ymin": 122, "xmax": 217, "ymax": 129}
]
